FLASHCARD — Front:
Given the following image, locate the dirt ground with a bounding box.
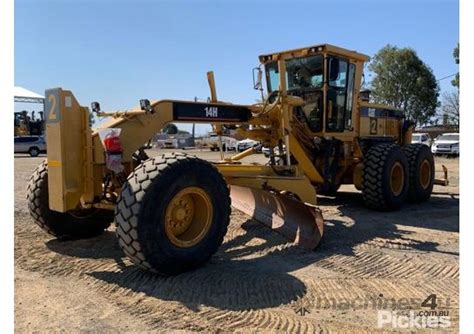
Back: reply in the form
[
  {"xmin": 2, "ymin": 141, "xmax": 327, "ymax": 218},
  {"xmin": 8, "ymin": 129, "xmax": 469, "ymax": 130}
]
[{"xmin": 14, "ymin": 150, "xmax": 459, "ymax": 333}]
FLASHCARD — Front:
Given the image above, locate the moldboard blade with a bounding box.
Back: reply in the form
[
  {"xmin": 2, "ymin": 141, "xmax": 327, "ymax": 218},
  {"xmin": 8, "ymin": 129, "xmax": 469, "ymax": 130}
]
[{"xmin": 230, "ymin": 185, "xmax": 324, "ymax": 250}]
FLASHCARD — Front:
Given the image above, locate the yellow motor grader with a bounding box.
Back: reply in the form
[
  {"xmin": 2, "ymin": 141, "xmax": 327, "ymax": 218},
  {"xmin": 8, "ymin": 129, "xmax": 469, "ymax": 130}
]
[{"xmin": 27, "ymin": 44, "xmax": 447, "ymax": 275}]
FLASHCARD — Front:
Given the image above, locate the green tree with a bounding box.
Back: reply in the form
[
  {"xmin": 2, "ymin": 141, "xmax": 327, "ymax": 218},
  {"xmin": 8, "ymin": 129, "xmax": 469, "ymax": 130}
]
[
  {"xmin": 368, "ymin": 45, "xmax": 439, "ymax": 126},
  {"xmin": 439, "ymin": 43, "xmax": 460, "ymax": 127},
  {"xmin": 451, "ymin": 43, "xmax": 459, "ymax": 88}
]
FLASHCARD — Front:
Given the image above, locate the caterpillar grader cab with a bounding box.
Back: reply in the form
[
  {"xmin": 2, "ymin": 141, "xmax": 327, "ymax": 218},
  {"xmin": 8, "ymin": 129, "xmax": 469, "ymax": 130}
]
[{"xmin": 27, "ymin": 44, "xmax": 447, "ymax": 275}]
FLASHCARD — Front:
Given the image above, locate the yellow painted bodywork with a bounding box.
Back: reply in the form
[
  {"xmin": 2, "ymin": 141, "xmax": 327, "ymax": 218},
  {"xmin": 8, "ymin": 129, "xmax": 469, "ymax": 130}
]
[
  {"xmin": 45, "ymin": 43, "xmax": 410, "ymax": 213},
  {"xmin": 359, "ymin": 116, "xmax": 401, "ymax": 138},
  {"xmin": 216, "ymin": 164, "xmax": 317, "ymax": 205},
  {"xmin": 44, "ymin": 89, "xmax": 93, "ymax": 212}
]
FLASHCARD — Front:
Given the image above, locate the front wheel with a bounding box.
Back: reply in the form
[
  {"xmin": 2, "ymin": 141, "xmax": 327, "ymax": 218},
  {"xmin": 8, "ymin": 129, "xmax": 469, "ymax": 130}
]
[
  {"xmin": 27, "ymin": 161, "xmax": 113, "ymax": 239},
  {"xmin": 115, "ymin": 152, "xmax": 231, "ymax": 275}
]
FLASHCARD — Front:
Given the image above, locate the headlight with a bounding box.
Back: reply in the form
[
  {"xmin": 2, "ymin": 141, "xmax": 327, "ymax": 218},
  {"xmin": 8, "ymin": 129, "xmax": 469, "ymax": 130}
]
[{"xmin": 451, "ymin": 143, "xmax": 459, "ymax": 148}]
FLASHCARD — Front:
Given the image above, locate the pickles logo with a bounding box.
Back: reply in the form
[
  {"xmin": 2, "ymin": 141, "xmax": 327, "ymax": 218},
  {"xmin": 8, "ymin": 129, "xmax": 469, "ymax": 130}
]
[
  {"xmin": 377, "ymin": 311, "xmax": 451, "ymax": 329},
  {"xmin": 377, "ymin": 294, "xmax": 451, "ymax": 329}
]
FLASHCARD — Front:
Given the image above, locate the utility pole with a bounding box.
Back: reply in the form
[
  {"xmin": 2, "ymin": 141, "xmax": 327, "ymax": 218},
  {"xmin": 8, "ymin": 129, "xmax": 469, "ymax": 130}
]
[{"xmin": 192, "ymin": 97, "xmax": 197, "ymax": 139}]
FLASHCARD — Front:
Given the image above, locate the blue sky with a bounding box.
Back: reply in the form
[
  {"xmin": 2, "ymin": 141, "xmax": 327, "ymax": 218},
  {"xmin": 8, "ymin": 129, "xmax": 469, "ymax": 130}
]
[{"xmin": 15, "ymin": 0, "xmax": 459, "ymax": 134}]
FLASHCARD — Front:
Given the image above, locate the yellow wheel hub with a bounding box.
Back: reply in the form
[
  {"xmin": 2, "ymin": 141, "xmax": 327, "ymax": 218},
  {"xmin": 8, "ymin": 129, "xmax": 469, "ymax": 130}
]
[
  {"xmin": 390, "ymin": 162, "xmax": 405, "ymax": 196},
  {"xmin": 420, "ymin": 159, "xmax": 432, "ymax": 190},
  {"xmin": 165, "ymin": 187, "xmax": 213, "ymax": 248}
]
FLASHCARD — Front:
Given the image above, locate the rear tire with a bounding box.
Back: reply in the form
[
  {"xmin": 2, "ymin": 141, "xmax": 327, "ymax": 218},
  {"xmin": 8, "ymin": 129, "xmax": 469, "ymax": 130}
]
[
  {"xmin": 115, "ymin": 152, "xmax": 231, "ymax": 275},
  {"xmin": 362, "ymin": 143, "xmax": 409, "ymax": 210},
  {"xmin": 27, "ymin": 161, "xmax": 113, "ymax": 239},
  {"xmin": 403, "ymin": 144, "xmax": 435, "ymax": 203}
]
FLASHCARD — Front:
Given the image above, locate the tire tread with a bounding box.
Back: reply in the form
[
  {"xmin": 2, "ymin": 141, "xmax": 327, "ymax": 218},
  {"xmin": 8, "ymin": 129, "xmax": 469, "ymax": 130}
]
[{"xmin": 114, "ymin": 152, "xmax": 230, "ymax": 274}]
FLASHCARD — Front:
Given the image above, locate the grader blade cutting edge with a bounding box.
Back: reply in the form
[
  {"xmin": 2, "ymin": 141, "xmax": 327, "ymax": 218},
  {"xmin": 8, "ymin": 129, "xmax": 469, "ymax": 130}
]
[{"xmin": 230, "ymin": 185, "xmax": 324, "ymax": 250}]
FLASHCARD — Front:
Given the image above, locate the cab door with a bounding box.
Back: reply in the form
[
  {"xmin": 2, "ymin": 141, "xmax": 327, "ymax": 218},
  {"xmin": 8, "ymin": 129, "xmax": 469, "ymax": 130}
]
[{"xmin": 326, "ymin": 57, "xmax": 356, "ymax": 133}]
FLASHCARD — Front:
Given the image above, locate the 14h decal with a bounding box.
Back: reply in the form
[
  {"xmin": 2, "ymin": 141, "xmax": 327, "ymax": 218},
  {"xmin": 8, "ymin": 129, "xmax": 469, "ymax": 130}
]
[{"xmin": 205, "ymin": 106, "xmax": 218, "ymax": 118}]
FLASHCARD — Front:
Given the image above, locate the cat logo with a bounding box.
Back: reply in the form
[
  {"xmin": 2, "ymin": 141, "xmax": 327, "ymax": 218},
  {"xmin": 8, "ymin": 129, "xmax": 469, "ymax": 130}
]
[{"xmin": 205, "ymin": 106, "xmax": 218, "ymax": 118}]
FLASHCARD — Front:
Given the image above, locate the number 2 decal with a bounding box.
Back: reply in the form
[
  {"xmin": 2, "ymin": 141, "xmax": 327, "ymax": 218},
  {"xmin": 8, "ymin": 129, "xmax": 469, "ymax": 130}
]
[
  {"xmin": 45, "ymin": 89, "xmax": 61, "ymax": 123},
  {"xmin": 48, "ymin": 94, "xmax": 57, "ymax": 120},
  {"xmin": 370, "ymin": 118, "xmax": 378, "ymax": 134}
]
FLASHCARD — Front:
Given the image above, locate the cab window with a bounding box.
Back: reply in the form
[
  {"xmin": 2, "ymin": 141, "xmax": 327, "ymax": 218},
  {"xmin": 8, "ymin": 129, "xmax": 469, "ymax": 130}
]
[
  {"xmin": 285, "ymin": 55, "xmax": 324, "ymax": 91},
  {"xmin": 265, "ymin": 61, "xmax": 280, "ymax": 93},
  {"xmin": 326, "ymin": 57, "xmax": 355, "ymax": 132},
  {"xmin": 345, "ymin": 63, "xmax": 356, "ymax": 129}
]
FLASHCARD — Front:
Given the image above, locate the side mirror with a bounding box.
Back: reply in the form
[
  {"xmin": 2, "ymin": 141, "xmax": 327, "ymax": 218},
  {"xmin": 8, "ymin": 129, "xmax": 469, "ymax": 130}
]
[
  {"xmin": 329, "ymin": 58, "xmax": 340, "ymax": 82},
  {"xmin": 140, "ymin": 99, "xmax": 154, "ymax": 114},
  {"xmin": 253, "ymin": 67, "xmax": 263, "ymax": 91},
  {"xmin": 91, "ymin": 101, "xmax": 101, "ymax": 113}
]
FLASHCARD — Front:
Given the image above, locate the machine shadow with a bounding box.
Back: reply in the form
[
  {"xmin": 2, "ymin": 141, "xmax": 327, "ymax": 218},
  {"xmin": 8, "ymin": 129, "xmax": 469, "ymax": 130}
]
[
  {"xmin": 319, "ymin": 191, "xmax": 459, "ymax": 233},
  {"xmin": 317, "ymin": 191, "xmax": 459, "ymax": 256},
  {"xmin": 46, "ymin": 220, "xmax": 311, "ymax": 311},
  {"xmin": 46, "ymin": 231, "xmax": 129, "ymax": 268},
  {"xmin": 45, "ymin": 190, "xmax": 458, "ymax": 311}
]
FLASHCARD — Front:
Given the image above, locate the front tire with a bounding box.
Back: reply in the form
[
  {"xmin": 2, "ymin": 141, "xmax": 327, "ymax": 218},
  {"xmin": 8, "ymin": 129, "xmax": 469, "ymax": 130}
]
[
  {"xmin": 403, "ymin": 144, "xmax": 435, "ymax": 203},
  {"xmin": 115, "ymin": 152, "xmax": 231, "ymax": 275},
  {"xmin": 27, "ymin": 161, "xmax": 113, "ymax": 239},
  {"xmin": 362, "ymin": 143, "xmax": 409, "ymax": 210}
]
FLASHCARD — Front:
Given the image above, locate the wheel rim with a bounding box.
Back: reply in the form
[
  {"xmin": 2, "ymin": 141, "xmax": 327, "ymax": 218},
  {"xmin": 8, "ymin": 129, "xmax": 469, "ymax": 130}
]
[
  {"xmin": 165, "ymin": 187, "xmax": 213, "ymax": 248},
  {"xmin": 390, "ymin": 162, "xmax": 404, "ymax": 196},
  {"xmin": 419, "ymin": 159, "xmax": 432, "ymax": 190}
]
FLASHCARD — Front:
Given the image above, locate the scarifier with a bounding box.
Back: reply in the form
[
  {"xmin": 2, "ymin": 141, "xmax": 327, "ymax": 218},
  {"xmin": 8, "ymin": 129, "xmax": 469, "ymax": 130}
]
[{"xmin": 27, "ymin": 44, "xmax": 448, "ymax": 275}]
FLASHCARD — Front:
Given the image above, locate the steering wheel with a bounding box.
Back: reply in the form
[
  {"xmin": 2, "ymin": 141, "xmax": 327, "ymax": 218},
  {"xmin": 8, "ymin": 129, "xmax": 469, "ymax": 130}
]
[{"xmin": 267, "ymin": 90, "xmax": 280, "ymax": 104}]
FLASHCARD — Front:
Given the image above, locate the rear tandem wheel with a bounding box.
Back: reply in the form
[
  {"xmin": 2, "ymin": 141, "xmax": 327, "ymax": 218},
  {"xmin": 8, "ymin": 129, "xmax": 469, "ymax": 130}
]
[
  {"xmin": 362, "ymin": 143, "xmax": 409, "ymax": 211},
  {"xmin": 402, "ymin": 143, "xmax": 435, "ymax": 203}
]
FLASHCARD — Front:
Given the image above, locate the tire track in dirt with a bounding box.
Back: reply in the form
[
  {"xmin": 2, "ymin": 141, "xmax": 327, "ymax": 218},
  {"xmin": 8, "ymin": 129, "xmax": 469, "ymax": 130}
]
[
  {"xmin": 16, "ymin": 218, "xmax": 329, "ymax": 331},
  {"xmin": 312, "ymin": 251, "xmax": 459, "ymax": 280},
  {"xmin": 14, "ymin": 211, "xmax": 330, "ymax": 332},
  {"xmin": 15, "ymin": 207, "xmax": 458, "ymax": 332},
  {"xmin": 301, "ymin": 278, "xmax": 458, "ymax": 308}
]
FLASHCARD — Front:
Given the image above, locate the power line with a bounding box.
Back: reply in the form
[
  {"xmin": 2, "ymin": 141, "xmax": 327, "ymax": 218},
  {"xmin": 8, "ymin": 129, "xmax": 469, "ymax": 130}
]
[{"xmin": 437, "ymin": 73, "xmax": 457, "ymax": 82}]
